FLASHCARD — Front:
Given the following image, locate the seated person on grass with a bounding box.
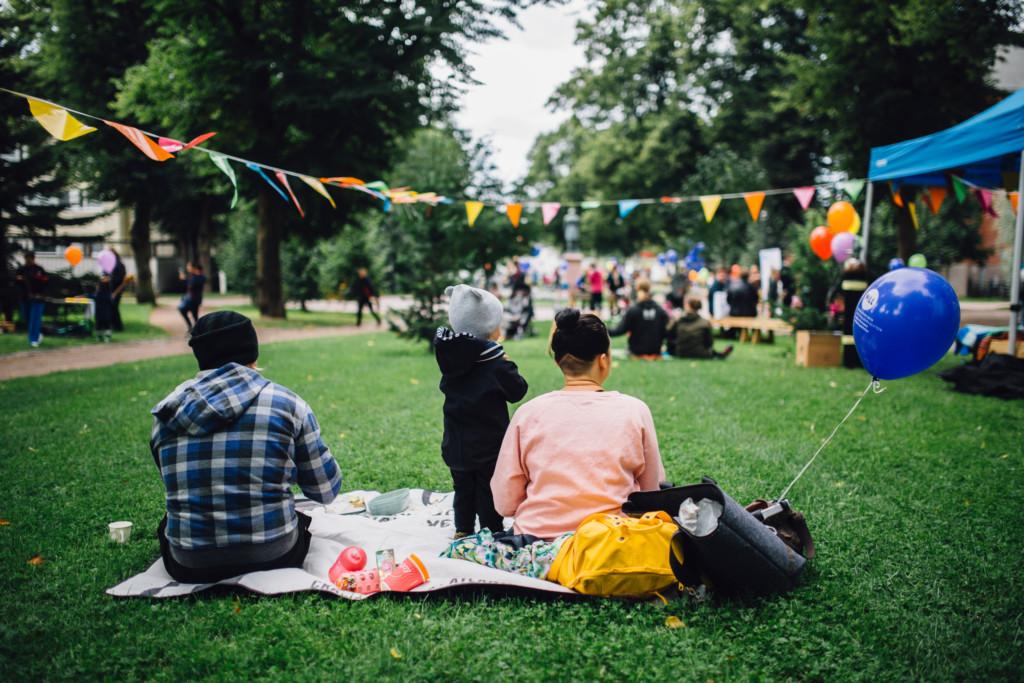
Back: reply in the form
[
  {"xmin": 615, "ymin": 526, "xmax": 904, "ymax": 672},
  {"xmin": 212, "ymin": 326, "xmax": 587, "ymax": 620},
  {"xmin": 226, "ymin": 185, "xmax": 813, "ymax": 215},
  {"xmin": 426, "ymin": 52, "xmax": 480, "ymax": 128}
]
[
  {"xmin": 608, "ymin": 278, "xmax": 668, "ymax": 359},
  {"xmin": 491, "ymin": 309, "xmax": 666, "ymax": 540},
  {"xmin": 666, "ymin": 297, "xmax": 733, "ymax": 360},
  {"xmin": 150, "ymin": 311, "xmax": 341, "ymax": 582}
]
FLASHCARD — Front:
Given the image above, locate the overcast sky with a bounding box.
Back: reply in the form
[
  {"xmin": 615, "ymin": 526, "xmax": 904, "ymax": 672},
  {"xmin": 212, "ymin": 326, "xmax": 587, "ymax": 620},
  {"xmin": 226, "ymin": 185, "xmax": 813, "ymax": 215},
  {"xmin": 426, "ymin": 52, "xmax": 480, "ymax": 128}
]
[{"xmin": 451, "ymin": 1, "xmax": 590, "ymax": 186}]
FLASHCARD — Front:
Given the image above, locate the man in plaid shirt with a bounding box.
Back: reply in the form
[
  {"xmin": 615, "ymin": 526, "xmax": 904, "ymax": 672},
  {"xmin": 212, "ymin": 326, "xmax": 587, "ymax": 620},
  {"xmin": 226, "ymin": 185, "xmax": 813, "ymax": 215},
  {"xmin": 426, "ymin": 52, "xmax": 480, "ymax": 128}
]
[{"xmin": 150, "ymin": 311, "xmax": 341, "ymax": 582}]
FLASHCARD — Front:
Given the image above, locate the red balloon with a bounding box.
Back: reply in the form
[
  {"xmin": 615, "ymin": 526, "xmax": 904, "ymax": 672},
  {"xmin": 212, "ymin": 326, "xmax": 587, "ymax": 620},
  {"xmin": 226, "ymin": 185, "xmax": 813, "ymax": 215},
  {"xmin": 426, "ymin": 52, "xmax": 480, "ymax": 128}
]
[
  {"xmin": 809, "ymin": 226, "xmax": 832, "ymax": 260},
  {"xmin": 338, "ymin": 546, "xmax": 367, "ymax": 571}
]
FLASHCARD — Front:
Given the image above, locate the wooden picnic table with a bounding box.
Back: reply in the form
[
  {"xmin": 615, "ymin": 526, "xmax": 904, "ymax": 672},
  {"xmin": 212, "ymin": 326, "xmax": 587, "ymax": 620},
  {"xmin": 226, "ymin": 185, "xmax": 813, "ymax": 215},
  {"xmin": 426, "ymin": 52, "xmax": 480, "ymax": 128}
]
[{"xmin": 713, "ymin": 315, "xmax": 793, "ymax": 343}]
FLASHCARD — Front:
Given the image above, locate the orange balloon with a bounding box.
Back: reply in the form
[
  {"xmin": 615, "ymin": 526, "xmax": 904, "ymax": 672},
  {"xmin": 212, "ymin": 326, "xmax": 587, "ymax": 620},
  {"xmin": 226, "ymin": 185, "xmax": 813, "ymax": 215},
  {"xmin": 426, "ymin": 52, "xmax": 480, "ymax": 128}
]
[
  {"xmin": 64, "ymin": 245, "xmax": 83, "ymax": 266},
  {"xmin": 688, "ymin": 270, "xmax": 699, "ymax": 282},
  {"xmin": 809, "ymin": 226, "xmax": 832, "ymax": 260},
  {"xmin": 827, "ymin": 201, "xmax": 856, "ymax": 234}
]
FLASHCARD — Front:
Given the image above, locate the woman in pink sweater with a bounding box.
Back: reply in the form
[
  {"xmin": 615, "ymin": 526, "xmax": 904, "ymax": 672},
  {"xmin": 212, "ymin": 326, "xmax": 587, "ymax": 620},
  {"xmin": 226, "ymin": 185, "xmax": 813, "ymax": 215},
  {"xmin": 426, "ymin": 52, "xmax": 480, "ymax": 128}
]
[{"xmin": 491, "ymin": 308, "xmax": 666, "ymax": 539}]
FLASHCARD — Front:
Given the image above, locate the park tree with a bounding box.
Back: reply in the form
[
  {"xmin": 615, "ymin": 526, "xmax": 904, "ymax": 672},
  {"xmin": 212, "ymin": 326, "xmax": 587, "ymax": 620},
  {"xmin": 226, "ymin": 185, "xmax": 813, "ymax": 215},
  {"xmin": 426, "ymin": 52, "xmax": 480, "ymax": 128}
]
[{"xmin": 116, "ymin": 0, "xmax": 556, "ymax": 318}]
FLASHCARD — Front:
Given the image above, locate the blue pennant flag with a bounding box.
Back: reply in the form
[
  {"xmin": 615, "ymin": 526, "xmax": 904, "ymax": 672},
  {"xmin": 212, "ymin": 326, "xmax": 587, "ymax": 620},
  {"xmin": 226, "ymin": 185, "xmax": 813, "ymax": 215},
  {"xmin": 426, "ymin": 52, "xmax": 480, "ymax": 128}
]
[{"xmin": 618, "ymin": 199, "xmax": 641, "ymax": 219}]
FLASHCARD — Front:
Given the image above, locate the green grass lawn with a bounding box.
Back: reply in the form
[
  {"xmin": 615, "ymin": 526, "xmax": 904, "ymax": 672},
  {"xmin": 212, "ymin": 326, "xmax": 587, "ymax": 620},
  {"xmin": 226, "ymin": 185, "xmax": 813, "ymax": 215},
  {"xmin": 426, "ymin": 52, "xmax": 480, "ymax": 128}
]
[
  {"xmin": 0, "ymin": 333, "xmax": 1021, "ymax": 680},
  {"xmin": 0, "ymin": 302, "xmax": 166, "ymax": 356},
  {"xmin": 229, "ymin": 304, "xmax": 358, "ymax": 329}
]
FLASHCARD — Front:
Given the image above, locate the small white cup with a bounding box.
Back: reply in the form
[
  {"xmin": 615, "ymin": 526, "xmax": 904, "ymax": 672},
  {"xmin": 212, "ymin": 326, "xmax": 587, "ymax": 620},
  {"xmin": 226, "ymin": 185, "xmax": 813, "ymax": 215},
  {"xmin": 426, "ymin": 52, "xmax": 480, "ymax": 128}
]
[{"xmin": 108, "ymin": 521, "xmax": 133, "ymax": 544}]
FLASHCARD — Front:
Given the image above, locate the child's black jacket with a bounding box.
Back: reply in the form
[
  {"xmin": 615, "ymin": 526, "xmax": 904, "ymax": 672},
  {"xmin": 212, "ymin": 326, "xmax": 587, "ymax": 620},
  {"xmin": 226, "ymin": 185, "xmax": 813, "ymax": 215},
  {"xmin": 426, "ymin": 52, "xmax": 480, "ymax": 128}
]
[{"xmin": 434, "ymin": 327, "xmax": 528, "ymax": 471}]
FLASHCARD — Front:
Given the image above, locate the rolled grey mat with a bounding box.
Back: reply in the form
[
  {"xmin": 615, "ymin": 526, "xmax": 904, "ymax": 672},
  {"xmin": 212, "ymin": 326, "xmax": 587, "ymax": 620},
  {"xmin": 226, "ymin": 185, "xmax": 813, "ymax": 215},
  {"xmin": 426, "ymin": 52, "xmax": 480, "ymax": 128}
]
[{"xmin": 624, "ymin": 479, "xmax": 807, "ymax": 596}]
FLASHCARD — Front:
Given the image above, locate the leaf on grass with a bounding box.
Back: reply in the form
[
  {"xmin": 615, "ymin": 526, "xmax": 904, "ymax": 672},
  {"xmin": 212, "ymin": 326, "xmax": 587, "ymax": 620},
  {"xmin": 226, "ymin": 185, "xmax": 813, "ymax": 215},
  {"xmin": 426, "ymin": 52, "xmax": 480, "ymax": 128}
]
[
  {"xmin": 0, "ymin": 519, "xmax": 10, "ymax": 526},
  {"xmin": 306, "ymin": 374, "xmax": 314, "ymax": 381},
  {"xmin": 409, "ymin": 378, "xmax": 420, "ymax": 385},
  {"xmin": 390, "ymin": 647, "xmax": 402, "ymax": 660},
  {"xmin": 27, "ymin": 446, "xmax": 37, "ymax": 453},
  {"xmin": 828, "ymin": 381, "xmax": 838, "ymax": 388},
  {"xmin": 27, "ymin": 554, "xmax": 44, "ymax": 566},
  {"xmin": 232, "ymin": 597, "xmax": 241, "ymax": 614},
  {"xmin": 1000, "ymin": 453, "xmax": 1009, "ymax": 459},
  {"xmin": 338, "ymin": 433, "xmax": 347, "ymax": 440},
  {"xmin": 665, "ymin": 615, "xmax": 685, "ymax": 629},
  {"xmin": 367, "ymin": 340, "xmax": 376, "ymax": 347}
]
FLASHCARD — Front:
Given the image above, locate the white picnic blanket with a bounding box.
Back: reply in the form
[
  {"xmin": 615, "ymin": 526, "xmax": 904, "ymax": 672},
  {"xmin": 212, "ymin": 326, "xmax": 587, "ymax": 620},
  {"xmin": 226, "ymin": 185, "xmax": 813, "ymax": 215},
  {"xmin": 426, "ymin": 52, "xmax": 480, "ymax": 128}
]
[{"xmin": 106, "ymin": 489, "xmax": 575, "ymax": 600}]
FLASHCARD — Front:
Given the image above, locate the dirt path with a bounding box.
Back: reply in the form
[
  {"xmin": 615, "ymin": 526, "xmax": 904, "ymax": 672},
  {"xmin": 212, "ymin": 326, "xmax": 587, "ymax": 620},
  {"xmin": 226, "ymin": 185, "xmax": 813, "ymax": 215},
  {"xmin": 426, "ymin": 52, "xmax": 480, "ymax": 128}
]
[{"xmin": 0, "ymin": 302, "xmax": 373, "ymax": 382}]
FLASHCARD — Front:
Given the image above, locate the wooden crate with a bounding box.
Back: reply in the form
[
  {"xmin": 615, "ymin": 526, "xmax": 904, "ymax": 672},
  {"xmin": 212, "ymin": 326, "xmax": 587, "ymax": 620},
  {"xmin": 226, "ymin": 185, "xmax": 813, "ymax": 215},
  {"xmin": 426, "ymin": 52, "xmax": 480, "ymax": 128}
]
[
  {"xmin": 795, "ymin": 330, "xmax": 842, "ymax": 367},
  {"xmin": 989, "ymin": 339, "xmax": 1024, "ymax": 359}
]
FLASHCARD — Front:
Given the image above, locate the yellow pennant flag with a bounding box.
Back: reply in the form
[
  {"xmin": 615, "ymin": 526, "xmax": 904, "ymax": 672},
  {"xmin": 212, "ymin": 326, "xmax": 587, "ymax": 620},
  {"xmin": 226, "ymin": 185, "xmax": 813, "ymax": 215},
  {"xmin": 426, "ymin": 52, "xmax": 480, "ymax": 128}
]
[
  {"xmin": 26, "ymin": 97, "xmax": 96, "ymax": 141},
  {"xmin": 506, "ymin": 203, "xmax": 523, "ymax": 228},
  {"xmin": 699, "ymin": 195, "xmax": 722, "ymax": 223},
  {"xmin": 465, "ymin": 201, "xmax": 484, "ymax": 227},
  {"xmin": 742, "ymin": 192, "xmax": 765, "ymax": 221},
  {"xmin": 908, "ymin": 201, "xmax": 919, "ymax": 230},
  {"xmin": 300, "ymin": 176, "xmax": 336, "ymax": 208}
]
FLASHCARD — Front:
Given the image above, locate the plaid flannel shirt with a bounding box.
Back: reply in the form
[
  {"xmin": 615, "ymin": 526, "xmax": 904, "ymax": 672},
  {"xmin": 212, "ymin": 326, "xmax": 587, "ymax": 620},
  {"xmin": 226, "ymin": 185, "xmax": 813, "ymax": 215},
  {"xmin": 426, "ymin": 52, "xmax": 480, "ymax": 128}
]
[{"xmin": 151, "ymin": 363, "xmax": 341, "ymax": 550}]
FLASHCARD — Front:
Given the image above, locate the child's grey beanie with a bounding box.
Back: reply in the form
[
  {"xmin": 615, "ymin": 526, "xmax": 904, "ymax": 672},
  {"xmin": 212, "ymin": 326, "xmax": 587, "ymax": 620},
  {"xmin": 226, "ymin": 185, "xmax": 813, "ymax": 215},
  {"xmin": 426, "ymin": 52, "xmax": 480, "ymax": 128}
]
[{"xmin": 445, "ymin": 284, "xmax": 503, "ymax": 339}]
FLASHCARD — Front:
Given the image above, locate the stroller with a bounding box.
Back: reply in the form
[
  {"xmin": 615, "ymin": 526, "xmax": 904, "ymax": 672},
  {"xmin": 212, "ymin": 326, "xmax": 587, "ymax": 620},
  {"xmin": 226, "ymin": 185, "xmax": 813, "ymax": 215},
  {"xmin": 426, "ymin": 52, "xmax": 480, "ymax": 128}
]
[{"xmin": 504, "ymin": 285, "xmax": 535, "ymax": 340}]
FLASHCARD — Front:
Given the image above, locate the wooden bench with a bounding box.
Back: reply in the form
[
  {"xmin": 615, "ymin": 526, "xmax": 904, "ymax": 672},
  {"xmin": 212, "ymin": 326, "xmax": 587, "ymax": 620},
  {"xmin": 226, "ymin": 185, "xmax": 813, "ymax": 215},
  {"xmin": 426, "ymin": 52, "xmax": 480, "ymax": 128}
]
[{"xmin": 714, "ymin": 316, "xmax": 793, "ymax": 343}]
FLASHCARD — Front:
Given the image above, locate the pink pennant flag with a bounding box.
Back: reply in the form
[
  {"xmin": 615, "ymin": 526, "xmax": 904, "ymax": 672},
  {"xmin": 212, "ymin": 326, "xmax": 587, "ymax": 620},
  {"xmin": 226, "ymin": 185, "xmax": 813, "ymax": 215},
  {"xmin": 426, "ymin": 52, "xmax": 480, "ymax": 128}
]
[
  {"xmin": 793, "ymin": 186, "xmax": 816, "ymax": 210},
  {"xmin": 157, "ymin": 132, "xmax": 217, "ymax": 153},
  {"xmin": 541, "ymin": 202, "xmax": 561, "ymax": 225},
  {"xmin": 275, "ymin": 171, "xmax": 305, "ymax": 218},
  {"xmin": 976, "ymin": 189, "xmax": 998, "ymax": 217},
  {"xmin": 104, "ymin": 120, "xmax": 174, "ymax": 161}
]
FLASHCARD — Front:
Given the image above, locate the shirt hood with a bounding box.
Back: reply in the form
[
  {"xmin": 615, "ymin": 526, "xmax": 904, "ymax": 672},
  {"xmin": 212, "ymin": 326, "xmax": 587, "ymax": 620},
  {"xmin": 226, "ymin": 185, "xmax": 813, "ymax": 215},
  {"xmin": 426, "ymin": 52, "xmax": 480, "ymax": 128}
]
[
  {"xmin": 434, "ymin": 327, "xmax": 504, "ymax": 376},
  {"xmin": 151, "ymin": 363, "xmax": 270, "ymax": 437}
]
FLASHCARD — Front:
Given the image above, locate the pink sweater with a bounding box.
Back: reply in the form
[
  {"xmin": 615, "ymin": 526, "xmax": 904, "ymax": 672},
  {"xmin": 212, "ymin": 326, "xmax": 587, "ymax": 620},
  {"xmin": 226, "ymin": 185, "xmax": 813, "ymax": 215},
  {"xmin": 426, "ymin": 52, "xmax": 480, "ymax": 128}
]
[{"xmin": 491, "ymin": 390, "xmax": 666, "ymax": 539}]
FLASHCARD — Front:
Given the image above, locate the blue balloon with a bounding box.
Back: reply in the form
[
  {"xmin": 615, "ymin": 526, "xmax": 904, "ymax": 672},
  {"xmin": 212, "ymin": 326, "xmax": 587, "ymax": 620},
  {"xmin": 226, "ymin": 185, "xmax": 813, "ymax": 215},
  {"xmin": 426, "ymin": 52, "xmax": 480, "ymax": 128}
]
[
  {"xmin": 531, "ymin": 246, "xmax": 541, "ymax": 257},
  {"xmin": 888, "ymin": 257, "xmax": 905, "ymax": 271},
  {"xmin": 853, "ymin": 268, "xmax": 960, "ymax": 380}
]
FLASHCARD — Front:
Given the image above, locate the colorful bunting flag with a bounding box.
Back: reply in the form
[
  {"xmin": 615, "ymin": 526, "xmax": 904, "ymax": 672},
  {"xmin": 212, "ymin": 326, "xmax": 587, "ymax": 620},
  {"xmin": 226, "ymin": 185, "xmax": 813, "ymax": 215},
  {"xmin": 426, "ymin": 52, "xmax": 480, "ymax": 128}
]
[
  {"xmin": 743, "ymin": 192, "xmax": 765, "ymax": 221},
  {"xmin": 208, "ymin": 152, "xmax": 238, "ymax": 209},
  {"xmin": 793, "ymin": 187, "xmax": 815, "ymax": 210},
  {"xmin": 26, "ymin": 97, "xmax": 96, "ymax": 141},
  {"xmin": 952, "ymin": 176, "xmax": 967, "ymax": 203},
  {"xmin": 908, "ymin": 201, "xmax": 919, "ymax": 230},
  {"xmin": 299, "ymin": 176, "xmax": 336, "ymax": 209},
  {"xmin": 976, "ymin": 189, "xmax": 998, "ymax": 217},
  {"xmin": 157, "ymin": 132, "xmax": 216, "ymax": 153},
  {"xmin": 891, "ymin": 187, "xmax": 904, "ymax": 208},
  {"xmin": 465, "ymin": 201, "xmax": 484, "ymax": 227},
  {"xmin": 618, "ymin": 199, "xmax": 640, "ymax": 219},
  {"xmin": 1011, "ymin": 192, "xmax": 1019, "ymax": 214},
  {"xmin": 246, "ymin": 162, "xmax": 289, "ymax": 202},
  {"xmin": 506, "ymin": 203, "xmax": 523, "ymax": 228},
  {"xmin": 382, "ymin": 199, "xmax": 392, "ymax": 213},
  {"xmin": 926, "ymin": 187, "xmax": 946, "ymax": 215},
  {"xmin": 660, "ymin": 196, "xmax": 682, "ymax": 204},
  {"xmin": 321, "ymin": 177, "xmax": 365, "ymax": 187},
  {"xmin": 699, "ymin": 195, "xmax": 721, "ymax": 223},
  {"xmin": 580, "ymin": 201, "xmax": 601, "ymax": 210},
  {"xmin": 275, "ymin": 171, "xmax": 304, "ymax": 218},
  {"xmin": 541, "ymin": 202, "xmax": 561, "ymax": 225},
  {"xmin": 839, "ymin": 180, "xmax": 865, "ymax": 202},
  {"xmin": 105, "ymin": 120, "xmax": 174, "ymax": 161},
  {"xmin": 365, "ymin": 180, "xmax": 389, "ymax": 193}
]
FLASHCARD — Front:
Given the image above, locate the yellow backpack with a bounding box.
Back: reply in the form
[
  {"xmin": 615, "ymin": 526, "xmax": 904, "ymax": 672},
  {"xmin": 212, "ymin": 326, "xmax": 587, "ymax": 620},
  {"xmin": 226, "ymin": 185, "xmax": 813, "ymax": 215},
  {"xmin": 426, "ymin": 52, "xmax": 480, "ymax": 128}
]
[{"xmin": 547, "ymin": 511, "xmax": 679, "ymax": 597}]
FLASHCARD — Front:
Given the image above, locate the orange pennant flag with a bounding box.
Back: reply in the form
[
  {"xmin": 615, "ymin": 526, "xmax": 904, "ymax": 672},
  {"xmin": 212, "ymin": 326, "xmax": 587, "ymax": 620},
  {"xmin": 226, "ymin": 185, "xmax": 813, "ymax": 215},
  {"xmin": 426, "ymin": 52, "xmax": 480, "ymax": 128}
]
[
  {"xmin": 926, "ymin": 187, "xmax": 946, "ymax": 215},
  {"xmin": 320, "ymin": 177, "xmax": 365, "ymax": 187},
  {"xmin": 1010, "ymin": 192, "xmax": 1019, "ymax": 214},
  {"xmin": 506, "ymin": 203, "xmax": 523, "ymax": 228},
  {"xmin": 743, "ymin": 192, "xmax": 765, "ymax": 221},
  {"xmin": 892, "ymin": 189, "xmax": 904, "ymax": 208},
  {"xmin": 104, "ymin": 120, "xmax": 174, "ymax": 161}
]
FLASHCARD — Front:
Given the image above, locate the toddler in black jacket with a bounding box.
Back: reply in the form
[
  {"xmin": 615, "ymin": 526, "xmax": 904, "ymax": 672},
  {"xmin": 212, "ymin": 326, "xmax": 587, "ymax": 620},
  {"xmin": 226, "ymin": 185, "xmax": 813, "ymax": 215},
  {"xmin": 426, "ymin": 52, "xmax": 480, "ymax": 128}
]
[{"xmin": 435, "ymin": 284, "xmax": 528, "ymax": 538}]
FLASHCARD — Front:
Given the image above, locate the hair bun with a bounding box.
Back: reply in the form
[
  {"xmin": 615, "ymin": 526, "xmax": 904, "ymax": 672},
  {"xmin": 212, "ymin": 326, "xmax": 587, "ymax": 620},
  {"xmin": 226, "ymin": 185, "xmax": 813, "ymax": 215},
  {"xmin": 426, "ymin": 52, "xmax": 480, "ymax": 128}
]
[{"xmin": 555, "ymin": 308, "xmax": 581, "ymax": 331}]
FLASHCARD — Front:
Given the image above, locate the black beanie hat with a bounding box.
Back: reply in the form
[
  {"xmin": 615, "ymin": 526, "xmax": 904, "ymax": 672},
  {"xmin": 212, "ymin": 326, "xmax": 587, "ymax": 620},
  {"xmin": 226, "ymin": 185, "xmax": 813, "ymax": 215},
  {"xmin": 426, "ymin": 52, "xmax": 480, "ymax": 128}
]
[{"xmin": 188, "ymin": 311, "xmax": 259, "ymax": 371}]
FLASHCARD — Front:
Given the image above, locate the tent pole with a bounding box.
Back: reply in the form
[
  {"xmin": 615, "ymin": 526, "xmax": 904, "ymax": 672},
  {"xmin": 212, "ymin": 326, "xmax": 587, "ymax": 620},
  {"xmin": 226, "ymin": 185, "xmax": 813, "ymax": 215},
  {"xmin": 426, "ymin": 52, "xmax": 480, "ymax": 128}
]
[
  {"xmin": 1008, "ymin": 151, "xmax": 1024, "ymax": 354},
  {"xmin": 861, "ymin": 181, "xmax": 874, "ymax": 267}
]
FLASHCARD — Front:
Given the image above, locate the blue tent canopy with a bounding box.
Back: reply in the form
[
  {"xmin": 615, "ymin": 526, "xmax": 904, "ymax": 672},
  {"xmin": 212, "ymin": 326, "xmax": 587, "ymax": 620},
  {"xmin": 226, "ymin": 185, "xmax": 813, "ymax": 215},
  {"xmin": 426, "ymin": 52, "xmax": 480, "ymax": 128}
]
[{"xmin": 868, "ymin": 88, "xmax": 1024, "ymax": 186}]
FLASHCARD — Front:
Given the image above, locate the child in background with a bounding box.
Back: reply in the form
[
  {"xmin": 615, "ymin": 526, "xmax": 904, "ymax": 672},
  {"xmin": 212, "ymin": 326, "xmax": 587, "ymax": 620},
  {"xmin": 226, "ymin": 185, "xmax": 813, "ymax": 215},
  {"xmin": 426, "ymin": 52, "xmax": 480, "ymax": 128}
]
[
  {"xmin": 93, "ymin": 274, "xmax": 114, "ymax": 342},
  {"xmin": 434, "ymin": 284, "xmax": 529, "ymax": 539}
]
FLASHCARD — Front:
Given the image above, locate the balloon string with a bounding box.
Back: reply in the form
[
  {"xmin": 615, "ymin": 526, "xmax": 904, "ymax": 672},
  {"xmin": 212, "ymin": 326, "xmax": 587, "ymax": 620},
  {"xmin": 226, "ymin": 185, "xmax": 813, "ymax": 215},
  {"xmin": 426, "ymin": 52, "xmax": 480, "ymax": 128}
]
[{"xmin": 777, "ymin": 378, "xmax": 884, "ymax": 501}]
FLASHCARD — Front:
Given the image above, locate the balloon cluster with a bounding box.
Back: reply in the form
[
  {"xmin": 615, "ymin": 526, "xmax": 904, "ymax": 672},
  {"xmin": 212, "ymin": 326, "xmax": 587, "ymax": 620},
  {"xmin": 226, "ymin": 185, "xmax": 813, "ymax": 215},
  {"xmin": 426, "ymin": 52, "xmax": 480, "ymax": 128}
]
[{"xmin": 810, "ymin": 201, "xmax": 862, "ymax": 262}]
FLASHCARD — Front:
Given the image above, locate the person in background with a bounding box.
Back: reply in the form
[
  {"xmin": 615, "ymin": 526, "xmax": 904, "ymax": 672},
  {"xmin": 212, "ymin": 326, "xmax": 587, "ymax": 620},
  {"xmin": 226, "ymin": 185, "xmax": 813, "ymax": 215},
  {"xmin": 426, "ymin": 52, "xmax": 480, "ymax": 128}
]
[
  {"xmin": 606, "ymin": 263, "xmax": 626, "ymax": 317},
  {"xmin": 727, "ymin": 268, "xmax": 758, "ymax": 317},
  {"xmin": 109, "ymin": 248, "xmax": 127, "ymax": 332},
  {"xmin": 767, "ymin": 268, "xmax": 784, "ymax": 311},
  {"xmin": 92, "ymin": 274, "xmax": 114, "ymax": 342},
  {"xmin": 15, "ymin": 250, "xmax": 48, "ymax": 347},
  {"xmin": 666, "ymin": 298, "xmax": 733, "ymax": 359},
  {"xmin": 609, "ymin": 278, "xmax": 668, "ymax": 359},
  {"xmin": 350, "ymin": 267, "xmax": 381, "ymax": 327},
  {"xmin": 177, "ymin": 262, "xmax": 207, "ymax": 332},
  {"xmin": 435, "ymin": 284, "xmax": 529, "ymax": 538},
  {"xmin": 707, "ymin": 267, "xmax": 728, "ymax": 319},
  {"xmin": 151, "ymin": 311, "xmax": 341, "ymax": 582},
  {"xmin": 491, "ymin": 309, "xmax": 665, "ymax": 539},
  {"xmin": 587, "ymin": 262, "xmax": 604, "ymax": 312},
  {"xmin": 840, "ymin": 258, "xmax": 868, "ymax": 369}
]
